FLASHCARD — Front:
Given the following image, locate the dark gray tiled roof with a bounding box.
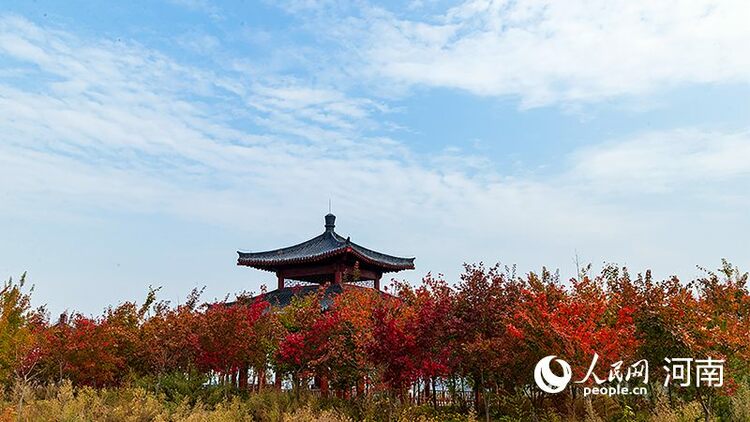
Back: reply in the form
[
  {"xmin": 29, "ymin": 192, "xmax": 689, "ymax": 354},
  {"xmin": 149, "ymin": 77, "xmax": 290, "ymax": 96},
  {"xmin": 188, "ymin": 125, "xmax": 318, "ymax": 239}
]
[
  {"xmin": 232, "ymin": 284, "xmax": 395, "ymax": 310},
  {"xmin": 237, "ymin": 214, "xmax": 415, "ymax": 272},
  {"xmin": 261, "ymin": 284, "xmax": 341, "ymax": 310}
]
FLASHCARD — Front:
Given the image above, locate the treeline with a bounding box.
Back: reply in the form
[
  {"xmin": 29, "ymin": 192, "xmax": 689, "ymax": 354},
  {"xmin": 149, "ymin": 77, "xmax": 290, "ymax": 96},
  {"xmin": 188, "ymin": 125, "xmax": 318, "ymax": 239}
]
[{"xmin": 1, "ymin": 261, "xmax": 749, "ymax": 421}]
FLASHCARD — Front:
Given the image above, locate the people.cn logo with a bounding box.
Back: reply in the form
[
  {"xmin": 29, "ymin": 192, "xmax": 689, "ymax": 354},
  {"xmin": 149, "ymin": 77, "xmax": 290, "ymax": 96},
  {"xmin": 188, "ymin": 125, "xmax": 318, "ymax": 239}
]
[{"xmin": 534, "ymin": 355, "xmax": 572, "ymax": 393}]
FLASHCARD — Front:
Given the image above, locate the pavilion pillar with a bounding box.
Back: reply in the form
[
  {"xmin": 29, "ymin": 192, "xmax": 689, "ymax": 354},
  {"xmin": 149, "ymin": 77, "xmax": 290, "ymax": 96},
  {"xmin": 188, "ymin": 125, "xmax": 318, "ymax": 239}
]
[
  {"xmin": 277, "ymin": 272, "xmax": 285, "ymax": 289},
  {"xmin": 334, "ymin": 270, "xmax": 342, "ymax": 285},
  {"xmin": 374, "ymin": 274, "xmax": 381, "ymax": 291}
]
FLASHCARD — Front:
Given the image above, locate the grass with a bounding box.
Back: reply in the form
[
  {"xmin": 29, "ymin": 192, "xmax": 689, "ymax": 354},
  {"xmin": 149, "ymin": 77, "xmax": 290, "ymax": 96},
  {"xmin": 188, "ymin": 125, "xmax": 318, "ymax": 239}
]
[{"xmin": 1, "ymin": 382, "xmax": 748, "ymax": 421}]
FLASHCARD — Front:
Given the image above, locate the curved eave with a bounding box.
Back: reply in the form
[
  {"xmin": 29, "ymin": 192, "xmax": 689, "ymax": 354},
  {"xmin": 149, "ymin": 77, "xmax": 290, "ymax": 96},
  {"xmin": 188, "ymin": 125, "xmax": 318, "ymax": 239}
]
[{"xmin": 237, "ymin": 246, "xmax": 415, "ymax": 272}]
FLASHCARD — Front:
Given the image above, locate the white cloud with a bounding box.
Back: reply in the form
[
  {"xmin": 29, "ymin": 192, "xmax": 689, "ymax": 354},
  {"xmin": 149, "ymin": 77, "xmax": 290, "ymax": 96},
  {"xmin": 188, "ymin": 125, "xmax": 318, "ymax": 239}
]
[
  {"xmin": 569, "ymin": 129, "xmax": 750, "ymax": 193},
  {"xmin": 167, "ymin": 0, "xmax": 223, "ymax": 20},
  {"xmin": 177, "ymin": 32, "xmax": 220, "ymax": 54},
  {"xmin": 247, "ymin": 83, "xmax": 388, "ymax": 136},
  {"xmin": 1, "ymin": 13, "xmax": 748, "ymax": 314},
  {"xmin": 0, "ymin": 15, "xmax": 629, "ymax": 251},
  {"xmin": 346, "ymin": 0, "xmax": 750, "ymax": 106}
]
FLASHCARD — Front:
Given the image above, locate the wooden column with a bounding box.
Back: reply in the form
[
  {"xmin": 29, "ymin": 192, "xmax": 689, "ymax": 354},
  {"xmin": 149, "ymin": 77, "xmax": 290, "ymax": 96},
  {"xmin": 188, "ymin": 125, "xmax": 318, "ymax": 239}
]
[
  {"xmin": 374, "ymin": 274, "xmax": 381, "ymax": 291},
  {"xmin": 277, "ymin": 272, "xmax": 285, "ymax": 289},
  {"xmin": 334, "ymin": 270, "xmax": 342, "ymax": 284}
]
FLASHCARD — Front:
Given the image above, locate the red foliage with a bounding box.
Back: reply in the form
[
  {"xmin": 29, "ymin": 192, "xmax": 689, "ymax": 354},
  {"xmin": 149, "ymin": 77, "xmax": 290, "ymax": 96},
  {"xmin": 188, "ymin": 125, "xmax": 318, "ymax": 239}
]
[
  {"xmin": 6, "ymin": 259, "xmax": 746, "ymax": 420},
  {"xmin": 368, "ymin": 277, "xmax": 453, "ymax": 394},
  {"xmin": 196, "ymin": 298, "xmax": 270, "ymax": 375},
  {"xmin": 43, "ymin": 314, "xmax": 126, "ymax": 387}
]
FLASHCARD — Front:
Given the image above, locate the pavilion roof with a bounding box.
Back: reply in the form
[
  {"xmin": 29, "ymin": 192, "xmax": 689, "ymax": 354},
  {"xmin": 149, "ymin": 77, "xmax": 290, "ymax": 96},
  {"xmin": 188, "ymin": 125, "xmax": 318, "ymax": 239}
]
[
  {"xmin": 228, "ymin": 283, "xmax": 398, "ymax": 310},
  {"xmin": 236, "ymin": 214, "xmax": 415, "ymax": 272}
]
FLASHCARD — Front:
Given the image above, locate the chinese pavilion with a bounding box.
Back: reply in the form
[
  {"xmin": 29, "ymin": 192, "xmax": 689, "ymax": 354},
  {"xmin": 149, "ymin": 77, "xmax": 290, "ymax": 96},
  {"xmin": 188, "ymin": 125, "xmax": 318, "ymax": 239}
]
[
  {"xmin": 234, "ymin": 213, "xmax": 414, "ymax": 392},
  {"xmin": 237, "ymin": 213, "xmax": 415, "ymax": 304}
]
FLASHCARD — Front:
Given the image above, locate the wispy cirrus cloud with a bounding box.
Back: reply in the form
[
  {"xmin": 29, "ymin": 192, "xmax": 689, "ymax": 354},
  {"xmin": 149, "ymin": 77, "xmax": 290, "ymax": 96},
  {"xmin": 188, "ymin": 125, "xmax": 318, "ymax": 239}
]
[
  {"xmin": 0, "ymin": 10, "xmax": 656, "ymax": 287},
  {"xmin": 307, "ymin": 0, "xmax": 750, "ymax": 107},
  {"xmin": 1, "ymin": 11, "xmax": 746, "ymax": 239},
  {"xmin": 0, "ymin": 14, "xmax": 610, "ymax": 239},
  {"xmin": 1, "ymin": 9, "xmax": 748, "ymax": 315},
  {"xmin": 166, "ymin": 0, "xmax": 224, "ymax": 20}
]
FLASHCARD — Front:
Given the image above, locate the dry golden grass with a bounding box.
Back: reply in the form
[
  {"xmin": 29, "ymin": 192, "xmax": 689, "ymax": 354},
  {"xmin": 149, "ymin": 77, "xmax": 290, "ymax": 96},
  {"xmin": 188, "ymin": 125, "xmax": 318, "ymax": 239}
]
[{"xmin": 1, "ymin": 382, "xmax": 748, "ymax": 422}]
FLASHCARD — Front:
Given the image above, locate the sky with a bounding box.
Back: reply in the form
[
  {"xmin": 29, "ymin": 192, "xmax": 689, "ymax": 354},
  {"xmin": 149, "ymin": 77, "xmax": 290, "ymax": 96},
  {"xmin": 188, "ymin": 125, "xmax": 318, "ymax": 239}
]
[{"xmin": 1, "ymin": 0, "xmax": 749, "ymax": 316}]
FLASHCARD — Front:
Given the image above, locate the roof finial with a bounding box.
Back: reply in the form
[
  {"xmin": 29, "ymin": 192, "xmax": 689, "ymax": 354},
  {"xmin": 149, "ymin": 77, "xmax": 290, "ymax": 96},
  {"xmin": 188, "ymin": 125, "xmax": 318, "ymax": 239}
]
[{"xmin": 324, "ymin": 213, "xmax": 336, "ymax": 232}]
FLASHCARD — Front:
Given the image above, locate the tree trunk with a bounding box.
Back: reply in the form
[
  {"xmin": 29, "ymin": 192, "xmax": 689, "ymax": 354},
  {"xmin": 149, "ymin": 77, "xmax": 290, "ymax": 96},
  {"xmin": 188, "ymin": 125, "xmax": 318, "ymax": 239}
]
[
  {"xmin": 320, "ymin": 374, "xmax": 329, "ymax": 397},
  {"xmin": 356, "ymin": 377, "xmax": 365, "ymax": 397},
  {"xmin": 697, "ymin": 388, "xmax": 712, "ymax": 422},
  {"xmin": 260, "ymin": 366, "xmax": 266, "ymax": 391},
  {"xmin": 275, "ymin": 370, "xmax": 282, "ymax": 389},
  {"xmin": 473, "ymin": 377, "xmax": 481, "ymax": 415},
  {"xmin": 432, "ymin": 377, "xmax": 437, "ymax": 409},
  {"xmin": 239, "ymin": 365, "xmax": 248, "ymax": 390},
  {"xmin": 481, "ymin": 372, "xmax": 489, "ymax": 422}
]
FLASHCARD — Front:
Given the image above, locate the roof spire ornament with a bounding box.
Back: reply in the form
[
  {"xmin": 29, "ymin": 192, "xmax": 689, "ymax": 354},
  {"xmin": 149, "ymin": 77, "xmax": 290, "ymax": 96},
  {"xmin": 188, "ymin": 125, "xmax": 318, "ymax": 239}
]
[{"xmin": 324, "ymin": 213, "xmax": 336, "ymax": 231}]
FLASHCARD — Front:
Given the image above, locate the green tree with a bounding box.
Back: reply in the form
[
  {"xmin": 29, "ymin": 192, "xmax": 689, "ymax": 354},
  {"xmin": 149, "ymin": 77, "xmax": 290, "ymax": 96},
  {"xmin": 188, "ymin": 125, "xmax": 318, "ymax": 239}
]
[{"xmin": 0, "ymin": 273, "xmax": 42, "ymax": 387}]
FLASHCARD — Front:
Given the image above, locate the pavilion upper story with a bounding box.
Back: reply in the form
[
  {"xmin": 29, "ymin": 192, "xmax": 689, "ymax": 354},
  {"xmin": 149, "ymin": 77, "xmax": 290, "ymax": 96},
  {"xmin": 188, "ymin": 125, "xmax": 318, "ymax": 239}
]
[{"xmin": 237, "ymin": 214, "xmax": 414, "ymax": 291}]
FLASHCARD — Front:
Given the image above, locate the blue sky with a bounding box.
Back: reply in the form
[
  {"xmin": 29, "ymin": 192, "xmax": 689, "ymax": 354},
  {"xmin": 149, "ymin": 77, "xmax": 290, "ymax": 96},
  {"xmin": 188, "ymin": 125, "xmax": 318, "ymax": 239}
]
[{"xmin": 1, "ymin": 0, "xmax": 749, "ymax": 316}]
